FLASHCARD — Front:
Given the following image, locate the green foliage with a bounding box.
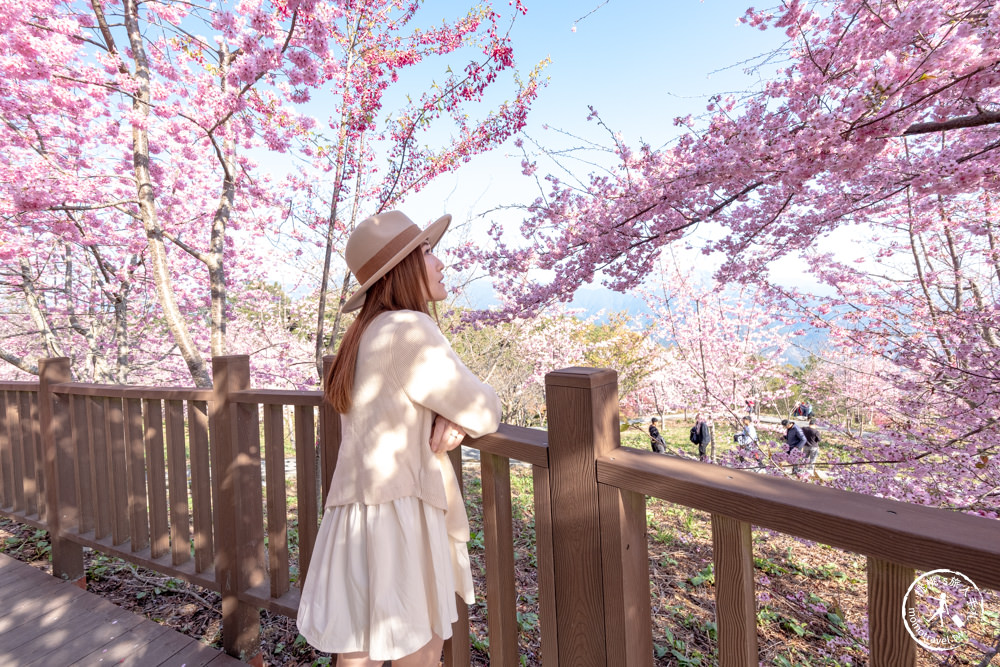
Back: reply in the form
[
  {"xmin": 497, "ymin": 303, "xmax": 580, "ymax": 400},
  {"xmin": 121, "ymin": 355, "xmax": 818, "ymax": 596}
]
[{"xmin": 687, "ymin": 563, "xmax": 714, "ymax": 587}]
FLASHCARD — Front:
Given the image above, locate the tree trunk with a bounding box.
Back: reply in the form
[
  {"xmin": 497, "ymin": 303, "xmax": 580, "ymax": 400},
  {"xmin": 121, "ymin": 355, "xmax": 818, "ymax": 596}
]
[{"xmin": 123, "ymin": 0, "xmax": 211, "ymax": 388}]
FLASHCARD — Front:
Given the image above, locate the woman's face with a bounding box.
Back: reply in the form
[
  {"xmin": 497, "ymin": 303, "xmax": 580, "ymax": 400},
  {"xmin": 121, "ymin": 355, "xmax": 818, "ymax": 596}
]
[{"xmin": 422, "ymin": 243, "xmax": 447, "ymax": 302}]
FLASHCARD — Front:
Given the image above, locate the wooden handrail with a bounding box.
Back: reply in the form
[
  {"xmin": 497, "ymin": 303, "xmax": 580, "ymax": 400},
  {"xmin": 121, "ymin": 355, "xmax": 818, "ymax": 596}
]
[
  {"xmin": 596, "ymin": 446, "xmax": 1000, "ymax": 591},
  {"xmin": 51, "ymin": 382, "xmax": 214, "ymax": 401},
  {"xmin": 0, "ymin": 382, "xmax": 37, "ymax": 392}
]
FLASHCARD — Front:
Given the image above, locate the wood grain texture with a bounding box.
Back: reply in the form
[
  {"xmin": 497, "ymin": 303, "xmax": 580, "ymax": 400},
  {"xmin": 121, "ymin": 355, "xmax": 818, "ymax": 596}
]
[
  {"xmin": 596, "ymin": 447, "xmax": 1000, "ymax": 591},
  {"xmin": 543, "ymin": 367, "xmax": 620, "ymax": 665},
  {"xmin": 867, "ymin": 558, "xmax": 916, "ymax": 667},
  {"xmin": 599, "ymin": 483, "xmax": 652, "ymax": 666},
  {"xmin": 6, "ymin": 393, "xmax": 24, "ymax": 513},
  {"xmin": 263, "ymin": 403, "xmax": 289, "ymax": 598},
  {"xmin": 164, "ymin": 399, "xmax": 191, "ymax": 566},
  {"xmin": 21, "ymin": 392, "xmax": 43, "ymax": 519},
  {"xmin": 188, "ymin": 400, "xmax": 214, "ymax": 573},
  {"xmin": 0, "ymin": 392, "xmax": 14, "ymax": 510},
  {"xmin": 711, "ymin": 514, "xmax": 757, "ymax": 666},
  {"xmin": 481, "ymin": 452, "xmax": 518, "ymax": 665},
  {"xmin": 532, "ymin": 465, "xmax": 559, "ymax": 667},
  {"xmin": 70, "ymin": 395, "xmax": 93, "ymax": 534},
  {"xmin": 105, "ymin": 396, "xmax": 129, "ymax": 546},
  {"xmin": 38, "ymin": 358, "xmax": 84, "ymax": 581},
  {"xmin": 124, "ymin": 397, "xmax": 150, "ymax": 551},
  {"xmin": 143, "ymin": 398, "xmax": 169, "ymax": 559},
  {"xmin": 86, "ymin": 397, "xmax": 110, "ymax": 540},
  {"xmin": 18, "ymin": 392, "xmax": 39, "ymax": 517},
  {"xmin": 211, "ymin": 355, "xmax": 261, "ymax": 660},
  {"xmin": 294, "ymin": 405, "xmax": 318, "ymax": 589},
  {"xmin": 443, "ymin": 445, "xmax": 471, "ymax": 667}
]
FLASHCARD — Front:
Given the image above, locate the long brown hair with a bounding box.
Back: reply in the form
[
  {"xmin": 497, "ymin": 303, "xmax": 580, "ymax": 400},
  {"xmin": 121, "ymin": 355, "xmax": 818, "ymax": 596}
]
[{"xmin": 325, "ymin": 246, "xmax": 434, "ymax": 413}]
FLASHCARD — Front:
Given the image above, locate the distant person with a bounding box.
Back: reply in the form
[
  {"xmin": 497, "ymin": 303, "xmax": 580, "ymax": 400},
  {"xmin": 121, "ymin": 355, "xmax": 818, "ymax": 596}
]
[
  {"xmin": 735, "ymin": 415, "xmax": 757, "ymax": 447},
  {"xmin": 648, "ymin": 417, "xmax": 667, "ymax": 454},
  {"xmin": 801, "ymin": 418, "xmax": 821, "ymax": 474},
  {"xmin": 793, "ymin": 401, "xmax": 814, "ymax": 418},
  {"xmin": 782, "ymin": 418, "xmax": 813, "ymax": 475},
  {"xmin": 690, "ymin": 413, "xmax": 711, "ymax": 462},
  {"xmin": 744, "ymin": 398, "xmax": 756, "ymax": 419}
]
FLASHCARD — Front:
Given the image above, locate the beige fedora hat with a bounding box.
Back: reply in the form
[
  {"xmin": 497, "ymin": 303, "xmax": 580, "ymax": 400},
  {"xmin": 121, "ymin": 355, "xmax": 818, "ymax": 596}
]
[{"xmin": 342, "ymin": 210, "xmax": 452, "ymax": 312}]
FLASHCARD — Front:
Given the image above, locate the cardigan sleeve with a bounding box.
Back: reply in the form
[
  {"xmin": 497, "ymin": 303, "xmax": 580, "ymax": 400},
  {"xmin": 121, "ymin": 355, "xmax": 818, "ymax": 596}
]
[{"xmin": 391, "ymin": 312, "xmax": 501, "ymax": 438}]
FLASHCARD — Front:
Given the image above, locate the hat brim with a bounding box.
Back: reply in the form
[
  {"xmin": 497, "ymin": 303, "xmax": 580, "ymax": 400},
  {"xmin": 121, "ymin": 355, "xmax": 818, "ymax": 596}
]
[{"xmin": 342, "ymin": 213, "xmax": 452, "ymax": 313}]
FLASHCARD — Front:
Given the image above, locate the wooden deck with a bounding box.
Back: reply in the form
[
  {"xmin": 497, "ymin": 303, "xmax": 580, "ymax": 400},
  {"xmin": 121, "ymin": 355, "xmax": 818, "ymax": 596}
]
[{"xmin": 0, "ymin": 553, "xmax": 245, "ymax": 666}]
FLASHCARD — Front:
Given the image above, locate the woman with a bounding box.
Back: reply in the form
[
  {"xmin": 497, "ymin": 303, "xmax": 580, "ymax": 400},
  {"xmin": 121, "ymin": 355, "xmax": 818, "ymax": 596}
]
[{"xmin": 297, "ymin": 211, "xmax": 501, "ymax": 666}]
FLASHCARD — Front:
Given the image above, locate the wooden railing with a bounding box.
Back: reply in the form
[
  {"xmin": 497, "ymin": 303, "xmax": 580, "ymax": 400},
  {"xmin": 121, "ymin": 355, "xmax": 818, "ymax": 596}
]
[{"xmin": 0, "ymin": 358, "xmax": 998, "ymax": 666}]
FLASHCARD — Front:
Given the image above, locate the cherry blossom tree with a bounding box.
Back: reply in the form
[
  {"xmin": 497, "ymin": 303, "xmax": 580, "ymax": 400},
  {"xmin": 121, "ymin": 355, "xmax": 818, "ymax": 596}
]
[{"xmin": 0, "ymin": 0, "xmax": 542, "ymax": 386}]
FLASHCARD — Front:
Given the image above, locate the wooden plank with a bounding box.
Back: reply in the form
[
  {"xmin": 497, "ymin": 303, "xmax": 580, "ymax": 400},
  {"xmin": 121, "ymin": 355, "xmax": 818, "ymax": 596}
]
[
  {"xmin": 294, "ymin": 404, "xmax": 318, "ymax": 587},
  {"xmin": 21, "ymin": 392, "xmax": 43, "ymax": 518},
  {"xmin": 5, "ymin": 392, "xmax": 24, "ymax": 512},
  {"xmin": 443, "ymin": 445, "xmax": 470, "ymax": 667},
  {"xmin": 481, "ymin": 452, "xmax": 518, "ymax": 665},
  {"xmin": 0, "ymin": 391, "xmax": 12, "ymax": 509},
  {"xmin": 19, "ymin": 603, "xmax": 146, "ymax": 666},
  {"xmin": 543, "ymin": 368, "xmax": 620, "ymax": 664},
  {"xmin": 318, "ymin": 356, "xmax": 340, "ymax": 508},
  {"xmin": 596, "ymin": 448, "xmax": 1000, "ymax": 591},
  {"xmin": 263, "ymin": 403, "xmax": 290, "ymax": 598},
  {"xmin": 711, "ymin": 513, "xmax": 758, "ymax": 666},
  {"xmin": 88, "ymin": 396, "xmax": 111, "ymax": 540},
  {"xmin": 71, "ymin": 394, "xmax": 94, "ymax": 534},
  {"xmin": 143, "ymin": 398, "xmax": 169, "ymax": 559},
  {"xmin": 189, "ymin": 400, "xmax": 214, "ymax": 573},
  {"xmin": 124, "ymin": 397, "xmax": 150, "ymax": 551},
  {"xmin": 868, "ymin": 558, "xmax": 916, "ymax": 667},
  {"xmin": 532, "ymin": 465, "xmax": 558, "ymax": 667},
  {"xmin": 0, "ymin": 575, "xmax": 121, "ymax": 656},
  {"xmin": 68, "ymin": 620, "xmax": 172, "ymax": 666},
  {"xmin": 164, "ymin": 399, "xmax": 191, "ymax": 566},
  {"xmin": 106, "ymin": 396, "xmax": 130, "ymax": 546},
  {"xmin": 599, "ymin": 483, "xmax": 652, "ymax": 666}
]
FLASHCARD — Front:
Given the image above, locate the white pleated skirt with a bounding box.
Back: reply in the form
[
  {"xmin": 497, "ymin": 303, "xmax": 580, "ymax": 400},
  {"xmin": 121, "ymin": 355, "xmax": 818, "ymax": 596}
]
[{"xmin": 296, "ymin": 497, "xmax": 475, "ymax": 661}]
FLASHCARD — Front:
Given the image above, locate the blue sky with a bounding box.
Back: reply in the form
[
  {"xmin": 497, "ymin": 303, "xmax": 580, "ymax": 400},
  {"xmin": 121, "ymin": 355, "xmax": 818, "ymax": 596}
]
[
  {"xmin": 407, "ymin": 0, "xmax": 788, "ymax": 223},
  {"xmin": 395, "ymin": 1, "xmax": 803, "ymax": 303}
]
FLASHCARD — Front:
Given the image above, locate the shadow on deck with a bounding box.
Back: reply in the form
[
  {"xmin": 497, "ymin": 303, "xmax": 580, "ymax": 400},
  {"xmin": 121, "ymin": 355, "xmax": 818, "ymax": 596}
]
[{"xmin": 0, "ymin": 553, "xmax": 242, "ymax": 666}]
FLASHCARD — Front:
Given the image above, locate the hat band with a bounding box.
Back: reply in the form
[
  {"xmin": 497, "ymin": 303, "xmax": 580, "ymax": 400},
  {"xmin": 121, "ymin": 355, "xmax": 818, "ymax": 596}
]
[{"xmin": 355, "ymin": 224, "xmax": 422, "ymax": 284}]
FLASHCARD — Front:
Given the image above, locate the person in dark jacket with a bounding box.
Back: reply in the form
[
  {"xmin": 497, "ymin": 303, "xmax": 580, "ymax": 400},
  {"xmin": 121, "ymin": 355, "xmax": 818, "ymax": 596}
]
[
  {"xmin": 782, "ymin": 418, "xmax": 816, "ymax": 475},
  {"xmin": 693, "ymin": 413, "xmax": 712, "ymax": 462},
  {"xmin": 648, "ymin": 417, "xmax": 667, "ymax": 454},
  {"xmin": 800, "ymin": 418, "xmax": 821, "ymax": 474}
]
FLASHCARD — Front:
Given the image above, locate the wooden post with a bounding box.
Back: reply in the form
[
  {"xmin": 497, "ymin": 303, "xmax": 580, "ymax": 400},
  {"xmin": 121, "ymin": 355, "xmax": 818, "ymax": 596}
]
[
  {"xmin": 544, "ymin": 367, "xmax": 620, "ymax": 665},
  {"xmin": 443, "ymin": 445, "xmax": 471, "ymax": 667},
  {"xmin": 318, "ymin": 355, "xmax": 340, "ymax": 504},
  {"xmin": 211, "ymin": 355, "xmax": 263, "ymax": 663},
  {"xmin": 38, "ymin": 357, "xmax": 84, "ymax": 582},
  {"xmin": 599, "ymin": 482, "xmax": 652, "ymax": 666},
  {"xmin": 711, "ymin": 513, "xmax": 758, "ymax": 665},
  {"xmin": 868, "ymin": 558, "xmax": 916, "ymax": 666}
]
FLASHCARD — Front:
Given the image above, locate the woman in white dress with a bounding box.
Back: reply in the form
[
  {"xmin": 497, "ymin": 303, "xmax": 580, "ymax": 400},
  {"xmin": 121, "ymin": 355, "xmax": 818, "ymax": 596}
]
[{"xmin": 297, "ymin": 210, "xmax": 501, "ymax": 666}]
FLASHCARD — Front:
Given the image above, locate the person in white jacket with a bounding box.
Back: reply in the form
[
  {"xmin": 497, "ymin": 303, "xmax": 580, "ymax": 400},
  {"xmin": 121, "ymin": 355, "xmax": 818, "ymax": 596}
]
[{"xmin": 297, "ymin": 211, "xmax": 501, "ymax": 667}]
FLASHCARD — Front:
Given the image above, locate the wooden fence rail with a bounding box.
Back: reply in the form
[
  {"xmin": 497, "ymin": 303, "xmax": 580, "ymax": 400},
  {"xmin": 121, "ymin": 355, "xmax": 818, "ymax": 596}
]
[{"xmin": 1, "ymin": 358, "xmax": 998, "ymax": 666}]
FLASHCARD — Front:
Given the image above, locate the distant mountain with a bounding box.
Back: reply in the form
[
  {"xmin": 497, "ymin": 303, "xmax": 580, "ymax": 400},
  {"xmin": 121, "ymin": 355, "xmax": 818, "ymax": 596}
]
[{"xmin": 454, "ymin": 280, "xmax": 828, "ymax": 365}]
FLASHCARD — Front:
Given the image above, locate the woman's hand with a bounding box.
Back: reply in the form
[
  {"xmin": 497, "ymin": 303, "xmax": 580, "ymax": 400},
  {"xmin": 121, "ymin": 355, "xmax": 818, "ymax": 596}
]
[{"xmin": 430, "ymin": 415, "xmax": 467, "ymax": 454}]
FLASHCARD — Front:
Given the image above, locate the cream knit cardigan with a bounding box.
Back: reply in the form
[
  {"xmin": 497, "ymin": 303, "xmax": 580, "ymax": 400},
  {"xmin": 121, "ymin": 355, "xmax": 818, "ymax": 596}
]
[{"xmin": 323, "ymin": 310, "xmax": 501, "ymax": 542}]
